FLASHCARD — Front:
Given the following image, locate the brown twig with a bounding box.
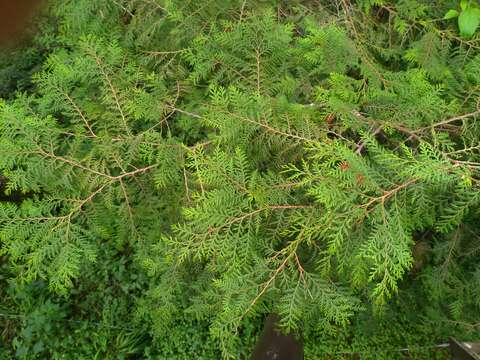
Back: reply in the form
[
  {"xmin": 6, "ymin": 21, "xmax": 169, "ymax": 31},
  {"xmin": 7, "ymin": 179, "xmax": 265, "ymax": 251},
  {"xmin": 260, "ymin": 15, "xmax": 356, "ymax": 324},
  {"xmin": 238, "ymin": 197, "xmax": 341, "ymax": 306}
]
[
  {"xmin": 183, "ymin": 167, "xmax": 191, "ymax": 202},
  {"xmin": 414, "ymin": 110, "xmax": 480, "ymax": 133},
  {"xmin": 239, "ymin": 0, "xmax": 247, "ymax": 22},
  {"xmin": 255, "ymin": 48, "xmax": 262, "ymax": 94},
  {"xmin": 205, "ymin": 205, "xmax": 312, "ymax": 237},
  {"xmin": 55, "ymin": 85, "xmax": 97, "ymax": 138},
  {"xmin": 85, "ymin": 48, "xmax": 131, "ymax": 136},
  {"xmin": 361, "ymin": 177, "xmax": 419, "ymax": 211},
  {"xmin": 119, "ymin": 178, "xmax": 136, "ymax": 232},
  {"xmin": 242, "ymin": 252, "xmax": 294, "ymax": 318},
  {"xmin": 142, "ymin": 49, "xmax": 189, "ymax": 56},
  {"xmin": 355, "ymin": 126, "xmax": 383, "ymax": 155}
]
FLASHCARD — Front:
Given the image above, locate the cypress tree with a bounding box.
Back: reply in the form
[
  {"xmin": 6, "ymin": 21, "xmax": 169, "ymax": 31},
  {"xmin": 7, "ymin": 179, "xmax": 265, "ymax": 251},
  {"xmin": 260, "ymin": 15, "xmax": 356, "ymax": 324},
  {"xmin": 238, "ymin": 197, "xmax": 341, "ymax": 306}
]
[{"xmin": 1, "ymin": 0, "xmax": 480, "ymax": 358}]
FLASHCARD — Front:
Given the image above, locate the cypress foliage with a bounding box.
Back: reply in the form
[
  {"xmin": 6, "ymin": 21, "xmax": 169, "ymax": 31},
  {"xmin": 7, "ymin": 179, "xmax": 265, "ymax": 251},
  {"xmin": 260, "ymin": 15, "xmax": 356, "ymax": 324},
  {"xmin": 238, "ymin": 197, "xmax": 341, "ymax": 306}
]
[{"xmin": 1, "ymin": 0, "xmax": 480, "ymax": 358}]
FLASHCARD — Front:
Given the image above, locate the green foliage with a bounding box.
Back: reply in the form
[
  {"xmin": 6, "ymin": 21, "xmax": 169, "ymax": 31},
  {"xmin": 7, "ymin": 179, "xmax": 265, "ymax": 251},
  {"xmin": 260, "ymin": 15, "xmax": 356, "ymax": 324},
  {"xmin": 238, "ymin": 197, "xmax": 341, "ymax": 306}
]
[
  {"xmin": 1, "ymin": 0, "xmax": 480, "ymax": 358},
  {"xmin": 445, "ymin": 0, "xmax": 480, "ymax": 37}
]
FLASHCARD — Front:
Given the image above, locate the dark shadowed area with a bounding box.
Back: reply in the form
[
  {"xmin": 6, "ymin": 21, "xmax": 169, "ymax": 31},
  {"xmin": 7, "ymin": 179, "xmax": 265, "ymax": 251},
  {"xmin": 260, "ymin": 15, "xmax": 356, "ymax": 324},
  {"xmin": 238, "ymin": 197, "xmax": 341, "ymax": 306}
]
[
  {"xmin": 252, "ymin": 314, "xmax": 303, "ymax": 360},
  {"xmin": 0, "ymin": 0, "xmax": 44, "ymax": 46}
]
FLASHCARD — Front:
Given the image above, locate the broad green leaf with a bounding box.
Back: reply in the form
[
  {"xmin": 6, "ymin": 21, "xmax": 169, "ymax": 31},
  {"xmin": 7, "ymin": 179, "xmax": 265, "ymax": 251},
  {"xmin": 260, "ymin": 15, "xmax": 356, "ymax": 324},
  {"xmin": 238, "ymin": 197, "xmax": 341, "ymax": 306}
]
[
  {"xmin": 444, "ymin": 9, "xmax": 459, "ymax": 20},
  {"xmin": 460, "ymin": 0, "xmax": 468, "ymax": 11},
  {"xmin": 458, "ymin": 7, "xmax": 480, "ymax": 37}
]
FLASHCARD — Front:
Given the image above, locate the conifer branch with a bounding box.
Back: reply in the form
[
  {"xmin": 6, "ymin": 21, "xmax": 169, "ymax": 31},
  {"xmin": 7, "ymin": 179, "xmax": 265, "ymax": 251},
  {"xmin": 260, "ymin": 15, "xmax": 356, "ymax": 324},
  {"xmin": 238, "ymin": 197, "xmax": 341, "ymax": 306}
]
[
  {"xmin": 351, "ymin": 110, "xmax": 421, "ymax": 140},
  {"xmin": 168, "ymin": 106, "xmax": 202, "ymax": 119},
  {"xmin": 355, "ymin": 126, "xmax": 383, "ymax": 155},
  {"xmin": 361, "ymin": 177, "xmax": 419, "ymax": 211},
  {"xmin": 239, "ymin": 0, "xmax": 247, "ymax": 22},
  {"xmin": 450, "ymin": 159, "xmax": 480, "ymax": 168},
  {"xmin": 242, "ymin": 250, "xmax": 294, "ymax": 318},
  {"xmin": 138, "ymin": 0, "xmax": 168, "ymax": 13},
  {"xmin": 68, "ymin": 182, "xmax": 111, "ymax": 217},
  {"xmin": 222, "ymin": 110, "xmax": 317, "ymax": 143},
  {"xmin": 112, "ymin": 164, "xmax": 157, "ymax": 180},
  {"xmin": 111, "ymin": 0, "xmax": 134, "ymax": 17},
  {"xmin": 294, "ymin": 252, "xmax": 313, "ymax": 299},
  {"xmin": 17, "ymin": 182, "xmax": 111, "ymax": 224},
  {"xmin": 54, "ymin": 85, "xmax": 97, "ymax": 138},
  {"xmin": 3, "ymin": 1, "xmax": 480, "ymax": 351},
  {"xmin": 241, "ymin": 234, "xmax": 308, "ymax": 319},
  {"xmin": 214, "ymin": 59, "xmax": 252, "ymax": 84},
  {"xmin": 183, "ymin": 167, "xmax": 191, "ymax": 202},
  {"xmin": 36, "ymin": 148, "xmax": 111, "ymax": 179},
  {"xmin": 339, "ymin": 0, "xmax": 388, "ymax": 86},
  {"xmin": 255, "ymin": 48, "xmax": 261, "ymax": 94},
  {"xmin": 448, "ymin": 144, "xmax": 480, "ymax": 155},
  {"xmin": 37, "ymin": 147, "xmax": 156, "ymax": 181},
  {"xmin": 119, "ymin": 178, "xmax": 136, "ymax": 233},
  {"xmin": 415, "ymin": 110, "xmax": 480, "ymax": 133},
  {"xmin": 85, "ymin": 48, "xmax": 131, "ymax": 136},
  {"xmin": 168, "ymin": 105, "xmax": 326, "ymax": 144},
  {"xmin": 142, "ymin": 49, "xmax": 189, "ymax": 56},
  {"xmin": 205, "ymin": 205, "xmax": 312, "ymax": 236}
]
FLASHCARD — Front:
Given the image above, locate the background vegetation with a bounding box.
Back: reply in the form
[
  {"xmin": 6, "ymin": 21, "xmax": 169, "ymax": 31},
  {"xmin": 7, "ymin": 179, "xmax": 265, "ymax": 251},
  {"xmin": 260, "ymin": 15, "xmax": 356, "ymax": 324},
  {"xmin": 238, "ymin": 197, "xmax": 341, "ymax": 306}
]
[{"xmin": 0, "ymin": 0, "xmax": 479, "ymax": 358}]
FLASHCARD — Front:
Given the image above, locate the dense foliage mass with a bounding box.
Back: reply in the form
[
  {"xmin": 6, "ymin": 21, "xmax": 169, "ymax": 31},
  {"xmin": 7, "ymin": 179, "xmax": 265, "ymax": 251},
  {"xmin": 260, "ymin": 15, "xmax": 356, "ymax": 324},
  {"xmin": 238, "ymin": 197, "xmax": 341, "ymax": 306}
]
[{"xmin": 0, "ymin": 0, "xmax": 480, "ymax": 358}]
